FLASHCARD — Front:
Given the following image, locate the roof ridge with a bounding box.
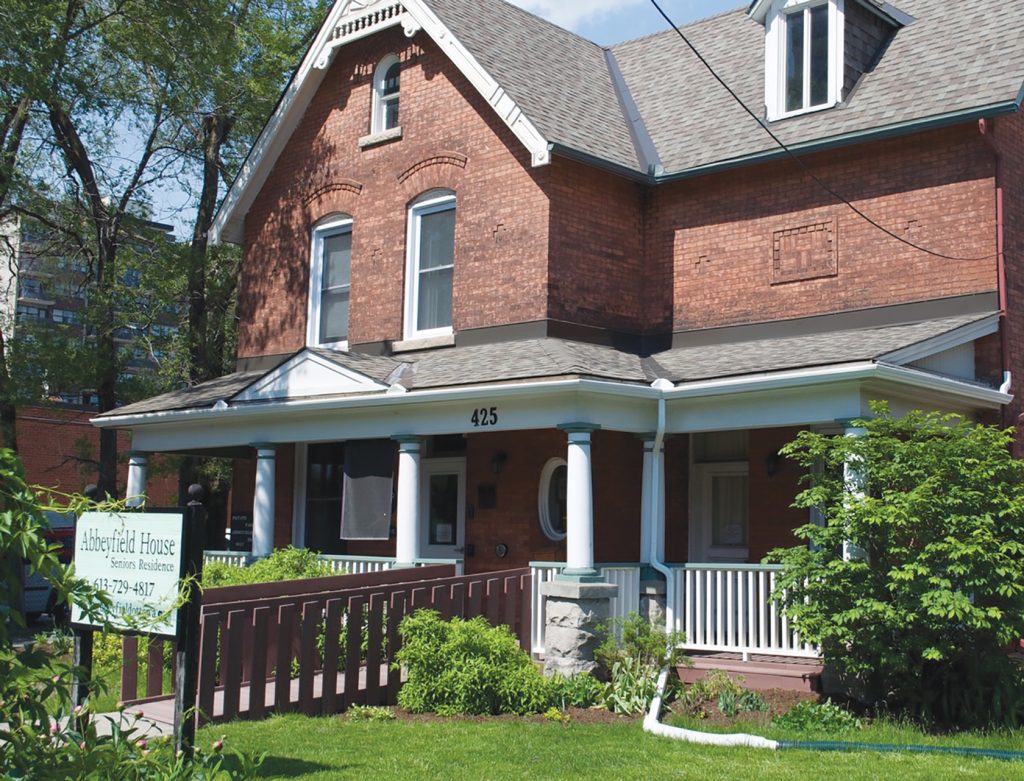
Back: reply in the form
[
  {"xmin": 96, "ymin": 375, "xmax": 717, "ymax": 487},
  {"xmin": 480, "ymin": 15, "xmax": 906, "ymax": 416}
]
[
  {"xmin": 611, "ymin": 4, "xmax": 748, "ymax": 49},
  {"xmin": 433, "ymin": 0, "xmax": 605, "ymax": 51}
]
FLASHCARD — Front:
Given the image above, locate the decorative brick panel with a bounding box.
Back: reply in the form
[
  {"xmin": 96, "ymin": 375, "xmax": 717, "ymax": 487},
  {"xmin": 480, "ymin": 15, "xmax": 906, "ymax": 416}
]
[{"xmin": 771, "ymin": 219, "xmax": 838, "ymax": 285}]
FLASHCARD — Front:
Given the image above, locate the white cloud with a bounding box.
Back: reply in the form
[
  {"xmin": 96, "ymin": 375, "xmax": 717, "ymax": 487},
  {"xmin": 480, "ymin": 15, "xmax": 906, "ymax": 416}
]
[{"xmin": 507, "ymin": 0, "xmax": 647, "ymax": 30}]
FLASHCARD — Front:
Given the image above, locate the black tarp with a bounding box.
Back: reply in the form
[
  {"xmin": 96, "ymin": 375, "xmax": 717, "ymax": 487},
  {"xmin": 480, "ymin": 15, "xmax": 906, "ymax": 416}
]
[{"xmin": 340, "ymin": 439, "xmax": 395, "ymax": 540}]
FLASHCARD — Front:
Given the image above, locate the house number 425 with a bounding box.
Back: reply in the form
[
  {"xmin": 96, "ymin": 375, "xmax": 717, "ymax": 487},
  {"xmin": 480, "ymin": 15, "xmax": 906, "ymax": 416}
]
[{"xmin": 470, "ymin": 407, "xmax": 498, "ymax": 427}]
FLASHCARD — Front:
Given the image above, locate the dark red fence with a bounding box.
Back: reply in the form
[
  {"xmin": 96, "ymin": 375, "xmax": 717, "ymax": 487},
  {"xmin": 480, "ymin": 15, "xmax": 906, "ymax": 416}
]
[{"xmin": 119, "ymin": 566, "xmax": 531, "ymax": 724}]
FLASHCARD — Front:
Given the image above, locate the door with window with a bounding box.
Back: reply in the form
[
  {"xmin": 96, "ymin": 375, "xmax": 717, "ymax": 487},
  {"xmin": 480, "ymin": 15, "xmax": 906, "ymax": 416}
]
[
  {"xmin": 691, "ymin": 462, "xmax": 749, "ymax": 563},
  {"xmin": 419, "ymin": 458, "xmax": 466, "ymax": 560}
]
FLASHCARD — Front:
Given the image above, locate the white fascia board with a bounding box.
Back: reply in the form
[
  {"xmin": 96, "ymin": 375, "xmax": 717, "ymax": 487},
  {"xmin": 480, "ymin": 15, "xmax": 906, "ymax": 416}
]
[
  {"xmin": 210, "ymin": 0, "xmax": 551, "ymax": 245},
  {"xmin": 877, "ymin": 314, "xmax": 1000, "ymax": 366},
  {"xmin": 91, "ymin": 377, "xmax": 655, "ymax": 429},
  {"xmin": 663, "ymin": 360, "xmax": 1011, "ymax": 408},
  {"xmin": 748, "ymin": 0, "xmax": 772, "ymax": 23}
]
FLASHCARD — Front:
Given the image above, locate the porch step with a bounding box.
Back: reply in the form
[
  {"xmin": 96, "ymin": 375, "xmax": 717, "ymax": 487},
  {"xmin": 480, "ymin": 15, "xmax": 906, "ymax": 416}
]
[{"xmin": 677, "ymin": 651, "xmax": 823, "ymax": 693}]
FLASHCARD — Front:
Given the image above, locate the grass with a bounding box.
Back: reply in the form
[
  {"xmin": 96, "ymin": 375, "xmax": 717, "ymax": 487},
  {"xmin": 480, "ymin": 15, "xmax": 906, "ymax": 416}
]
[{"xmin": 197, "ymin": 713, "xmax": 1024, "ymax": 780}]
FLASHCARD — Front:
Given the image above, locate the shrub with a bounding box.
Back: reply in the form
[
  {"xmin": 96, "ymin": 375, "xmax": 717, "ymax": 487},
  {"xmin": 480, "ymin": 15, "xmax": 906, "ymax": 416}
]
[
  {"xmin": 547, "ymin": 671, "xmax": 604, "ymax": 710},
  {"xmin": 347, "ymin": 705, "xmax": 396, "ymax": 722},
  {"xmin": 202, "ymin": 546, "xmax": 334, "ymax": 587},
  {"xmin": 769, "ymin": 402, "xmax": 1024, "ymax": 727},
  {"xmin": 596, "ymin": 613, "xmax": 688, "ymax": 716},
  {"xmin": 395, "ymin": 610, "xmax": 559, "ymax": 716},
  {"xmin": 675, "ymin": 669, "xmax": 766, "ymax": 719},
  {"xmin": 773, "ymin": 699, "xmax": 862, "ymax": 733}
]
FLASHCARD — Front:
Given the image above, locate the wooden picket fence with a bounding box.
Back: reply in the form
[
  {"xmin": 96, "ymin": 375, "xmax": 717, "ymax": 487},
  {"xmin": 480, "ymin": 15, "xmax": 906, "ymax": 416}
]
[{"xmin": 119, "ymin": 565, "xmax": 531, "ymax": 724}]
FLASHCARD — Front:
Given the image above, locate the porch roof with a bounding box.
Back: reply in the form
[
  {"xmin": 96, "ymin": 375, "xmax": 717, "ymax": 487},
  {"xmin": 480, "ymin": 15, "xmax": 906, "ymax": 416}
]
[{"xmin": 98, "ymin": 307, "xmax": 999, "ymax": 421}]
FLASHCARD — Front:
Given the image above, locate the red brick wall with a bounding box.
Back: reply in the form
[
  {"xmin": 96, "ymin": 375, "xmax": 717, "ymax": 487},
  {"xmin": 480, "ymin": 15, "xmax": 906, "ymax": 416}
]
[
  {"xmin": 664, "ymin": 435, "xmax": 689, "ymax": 563},
  {"xmin": 5, "ymin": 405, "xmax": 177, "ymax": 504},
  {"xmin": 650, "ymin": 124, "xmax": 999, "ymax": 332},
  {"xmin": 546, "ymin": 159, "xmax": 648, "ymax": 333},
  {"xmin": 238, "ymin": 29, "xmax": 551, "ymax": 356},
  {"xmin": 747, "ymin": 427, "xmax": 807, "ymax": 562}
]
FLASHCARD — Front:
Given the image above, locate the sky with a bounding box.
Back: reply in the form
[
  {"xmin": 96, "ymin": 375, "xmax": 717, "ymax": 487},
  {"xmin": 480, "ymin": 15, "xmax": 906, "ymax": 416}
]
[
  {"xmin": 509, "ymin": 0, "xmax": 744, "ymax": 45},
  {"xmin": 151, "ymin": 0, "xmax": 746, "ymax": 232}
]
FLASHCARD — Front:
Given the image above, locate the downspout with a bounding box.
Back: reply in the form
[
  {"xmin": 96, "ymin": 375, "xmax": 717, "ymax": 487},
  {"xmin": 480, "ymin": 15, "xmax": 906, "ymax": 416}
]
[
  {"xmin": 647, "ymin": 379, "xmax": 674, "ymax": 628},
  {"xmin": 979, "ymin": 118, "xmax": 1012, "ymax": 396}
]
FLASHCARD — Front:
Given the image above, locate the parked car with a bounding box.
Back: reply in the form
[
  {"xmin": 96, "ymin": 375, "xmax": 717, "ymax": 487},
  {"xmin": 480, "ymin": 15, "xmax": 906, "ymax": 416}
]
[{"xmin": 21, "ymin": 511, "xmax": 76, "ymax": 623}]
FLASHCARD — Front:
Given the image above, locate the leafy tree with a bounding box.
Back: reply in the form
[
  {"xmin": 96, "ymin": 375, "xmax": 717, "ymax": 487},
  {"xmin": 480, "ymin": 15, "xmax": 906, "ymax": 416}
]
[{"xmin": 769, "ymin": 402, "xmax": 1024, "ymax": 727}]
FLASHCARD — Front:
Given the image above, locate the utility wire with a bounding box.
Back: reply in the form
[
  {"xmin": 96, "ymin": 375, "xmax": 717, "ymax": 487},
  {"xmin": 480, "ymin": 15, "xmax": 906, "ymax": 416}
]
[{"xmin": 647, "ymin": 0, "xmax": 995, "ymax": 263}]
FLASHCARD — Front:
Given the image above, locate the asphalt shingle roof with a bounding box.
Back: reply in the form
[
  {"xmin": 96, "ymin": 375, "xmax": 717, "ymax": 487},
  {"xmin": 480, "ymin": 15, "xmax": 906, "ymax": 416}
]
[
  {"xmin": 424, "ymin": 0, "xmax": 641, "ymax": 172},
  {"xmin": 99, "ymin": 311, "xmax": 997, "ymax": 417}
]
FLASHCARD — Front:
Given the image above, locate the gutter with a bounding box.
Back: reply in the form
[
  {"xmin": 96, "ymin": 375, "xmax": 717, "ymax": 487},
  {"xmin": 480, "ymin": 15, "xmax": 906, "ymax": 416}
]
[{"xmin": 647, "ymin": 379, "xmax": 674, "ymax": 629}]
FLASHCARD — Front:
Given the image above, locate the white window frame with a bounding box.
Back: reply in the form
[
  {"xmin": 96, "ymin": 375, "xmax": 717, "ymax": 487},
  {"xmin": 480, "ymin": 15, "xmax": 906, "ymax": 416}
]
[
  {"xmin": 404, "ymin": 190, "xmax": 456, "ymax": 341},
  {"xmin": 371, "ymin": 54, "xmax": 401, "ymax": 135},
  {"xmin": 537, "ymin": 457, "xmax": 568, "ymax": 542},
  {"xmin": 307, "ymin": 214, "xmax": 353, "ymax": 349},
  {"xmin": 764, "ymin": 0, "xmax": 844, "ymax": 121}
]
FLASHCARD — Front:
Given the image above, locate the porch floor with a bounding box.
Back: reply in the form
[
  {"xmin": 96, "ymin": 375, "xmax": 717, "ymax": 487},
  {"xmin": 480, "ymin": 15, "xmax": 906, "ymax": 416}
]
[{"xmin": 679, "ymin": 651, "xmax": 823, "ymax": 693}]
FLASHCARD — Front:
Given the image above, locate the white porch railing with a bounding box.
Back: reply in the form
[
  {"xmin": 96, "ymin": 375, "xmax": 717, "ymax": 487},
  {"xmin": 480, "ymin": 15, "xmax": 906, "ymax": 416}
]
[
  {"xmin": 671, "ymin": 563, "xmax": 818, "ymax": 659},
  {"xmin": 202, "ymin": 551, "xmax": 463, "ymax": 576},
  {"xmin": 529, "ymin": 562, "xmax": 642, "ymax": 656}
]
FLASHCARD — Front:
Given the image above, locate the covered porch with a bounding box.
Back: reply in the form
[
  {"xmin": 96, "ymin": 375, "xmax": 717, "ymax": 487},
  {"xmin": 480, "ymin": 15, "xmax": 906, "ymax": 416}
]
[{"xmin": 95, "ymin": 301, "xmax": 1010, "ymax": 675}]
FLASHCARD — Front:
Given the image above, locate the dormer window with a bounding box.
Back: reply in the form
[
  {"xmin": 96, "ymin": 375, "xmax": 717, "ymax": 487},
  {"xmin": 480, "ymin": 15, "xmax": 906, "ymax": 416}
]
[
  {"xmin": 372, "ymin": 55, "xmax": 400, "ymax": 134},
  {"xmin": 758, "ymin": 0, "xmax": 844, "ymax": 121}
]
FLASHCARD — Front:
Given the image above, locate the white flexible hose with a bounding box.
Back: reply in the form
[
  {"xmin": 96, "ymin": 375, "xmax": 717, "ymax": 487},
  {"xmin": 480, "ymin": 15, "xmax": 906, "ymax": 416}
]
[{"xmin": 643, "ymin": 666, "xmax": 779, "ymax": 750}]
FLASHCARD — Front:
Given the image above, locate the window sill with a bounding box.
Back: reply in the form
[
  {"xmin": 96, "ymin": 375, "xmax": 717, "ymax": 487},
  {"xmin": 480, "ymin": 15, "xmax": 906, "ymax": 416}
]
[
  {"xmin": 358, "ymin": 126, "xmax": 403, "ymax": 149},
  {"xmin": 392, "ymin": 333, "xmax": 455, "ymax": 353}
]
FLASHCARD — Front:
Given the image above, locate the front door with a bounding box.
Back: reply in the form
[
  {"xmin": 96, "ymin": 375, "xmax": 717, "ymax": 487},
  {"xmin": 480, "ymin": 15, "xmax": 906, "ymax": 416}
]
[
  {"xmin": 690, "ymin": 462, "xmax": 749, "ymax": 563},
  {"xmin": 419, "ymin": 458, "xmax": 466, "ymax": 560}
]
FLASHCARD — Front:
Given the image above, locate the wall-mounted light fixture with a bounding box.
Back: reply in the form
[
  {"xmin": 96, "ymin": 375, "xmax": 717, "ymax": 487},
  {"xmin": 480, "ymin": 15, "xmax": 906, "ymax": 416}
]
[{"xmin": 491, "ymin": 450, "xmax": 508, "ymax": 475}]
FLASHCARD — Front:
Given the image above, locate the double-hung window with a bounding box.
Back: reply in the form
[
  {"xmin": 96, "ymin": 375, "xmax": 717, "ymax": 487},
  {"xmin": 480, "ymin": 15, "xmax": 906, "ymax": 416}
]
[
  {"xmin": 405, "ymin": 191, "xmax": 455, "ymax": 340},
  {"xmin": 308, "ymin": 216, "xmax": 352, "ymax": 348}
]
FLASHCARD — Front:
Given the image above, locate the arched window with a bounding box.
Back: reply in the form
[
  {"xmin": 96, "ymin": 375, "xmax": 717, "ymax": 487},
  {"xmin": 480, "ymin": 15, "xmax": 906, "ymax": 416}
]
[
  {"xmin": 307, "ymin": 214, "xmax": 352, "ymax": 347},
  {"xmin": 404, "ymin": 190, "xmax": 455, "ymax": 340},
  {"xmin": 372, "ymin": 55, "xmax": 401, "ymax": 134},
  {"xmin": 538, "ymin": 458, "xmax": 568, "ymax": 542}
]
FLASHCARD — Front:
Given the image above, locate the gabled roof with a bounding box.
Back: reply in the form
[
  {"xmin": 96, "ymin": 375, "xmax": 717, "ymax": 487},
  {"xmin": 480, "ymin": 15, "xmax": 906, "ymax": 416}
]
[{"xmin": 212, "ymin": 0, "xmax": 1024, "ymax": 243}]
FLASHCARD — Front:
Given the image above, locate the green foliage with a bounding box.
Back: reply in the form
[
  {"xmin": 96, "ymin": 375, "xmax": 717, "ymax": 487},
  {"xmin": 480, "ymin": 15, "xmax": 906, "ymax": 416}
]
[
  {"xmin": 547, "ymin": 671, "xmax": 605, "ymax": 710},
  {"xmin": 542, "ymin": 707, "xmax": 571, "ymax": 724},
  {"xmin": 0, "ymin": 449, "xmax": 261, "ymax": 778},
  {"xmin": 346, "ymin": 705, "xmax": 396, "ymax": 723},
  {"xmin": 773, "ymin": 699, "xmax": 862, "ymax": 733},
  {"xmin": 675, "ymin": 669, "xmax": 766, "ymax": 719},
  {"xmin": 596, "ymin": 613, "xmax": 688, "ymax": 715},
  {"xmin": 395, "ymin": 610, "xmax": 560, "ymax": 716},
  {"xmin": 769, "ymin": 402, "xmax": 1024, "ymax": 727},
  {"xmin": 202, "ymin": 546, "xmax": 334, "ymax": 588}
]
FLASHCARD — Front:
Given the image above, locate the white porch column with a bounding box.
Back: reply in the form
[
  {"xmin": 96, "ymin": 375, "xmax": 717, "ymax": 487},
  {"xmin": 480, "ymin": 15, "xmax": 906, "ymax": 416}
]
[
  {"xmin": 842, "ymin": 425, "xmax": 867, "ymax": 561},
  {"xmin": 394, "ymin": 436, "xmax": 422, "ymax": 566},
  {"xmin": 559, "ymin": 423, "xmax": 600, "ymax": 580},
  {"xmin": 125, "ymin": 451, "xmax": 148, "ymax": 508},
  {"xmin": 252, "ymin": 444, "xmax": 277, "ymax": 558}
]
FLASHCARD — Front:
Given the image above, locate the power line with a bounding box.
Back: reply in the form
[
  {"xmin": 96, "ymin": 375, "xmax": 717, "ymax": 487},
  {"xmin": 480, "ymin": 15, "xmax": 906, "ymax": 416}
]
[{"xmin": 647, "ymin": 0, "xmax": 995, "ymax": 263}]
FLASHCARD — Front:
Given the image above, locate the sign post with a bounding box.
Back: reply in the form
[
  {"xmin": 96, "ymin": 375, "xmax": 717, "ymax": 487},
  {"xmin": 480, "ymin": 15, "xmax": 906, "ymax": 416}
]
[{"xmin": 173, "ymin": 486, "xmax": 206, "ymax": 757}]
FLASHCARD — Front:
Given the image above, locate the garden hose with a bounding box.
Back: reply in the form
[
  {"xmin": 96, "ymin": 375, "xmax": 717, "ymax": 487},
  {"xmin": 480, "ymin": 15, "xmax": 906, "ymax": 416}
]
[{"xmin": 642, "ymin": 666, "xmax": 1024, "ymax": 763}]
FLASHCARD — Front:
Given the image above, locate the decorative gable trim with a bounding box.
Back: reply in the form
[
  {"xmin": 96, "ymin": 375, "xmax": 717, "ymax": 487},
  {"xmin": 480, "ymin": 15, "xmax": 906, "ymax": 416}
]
[
  {"xmin": 211, "ymin": 0, "xmax": 551, "ymax": 245},
  {"xmin": 233, "ymin": 350, "xmax": 388, "ymax": 403}
]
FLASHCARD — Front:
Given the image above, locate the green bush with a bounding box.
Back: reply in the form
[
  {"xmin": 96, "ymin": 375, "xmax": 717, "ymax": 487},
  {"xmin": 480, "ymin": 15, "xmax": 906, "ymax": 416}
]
[
  {"xmin": 202, "ymin": 546, "xmax": 334, "ymax": 587},
  {"xmin": 346, "ymin": 705, "xmax": 396, "ymax": 722},
  {"xmin": 770, "ymin": 402, "xmax": 1024, "ymax": 727},
  {"xmin": 547, "ymin": 670, "xmax": 604, "ymax": 710},
  {"xmin": 773, "ymin": 699, "xmax": 862, "ymax": 733},
  {"xmin": 596, "ymin": 613, "xmax": 688, "ymax": 715},
  {"xmin": 395, "ymin": 610, "xmax": 564, "ymax": 716},
  {"xmin": 676, "ymin": 669, "xmax": 767, "ymax": 719}
]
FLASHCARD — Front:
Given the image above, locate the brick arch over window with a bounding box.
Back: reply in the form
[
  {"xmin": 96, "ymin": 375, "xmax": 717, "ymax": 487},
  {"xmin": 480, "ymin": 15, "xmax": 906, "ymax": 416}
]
[
  {"xmin": 302, "ymin": 181, "xmax": 364, "ymax": 230},
  {"xmin": 397, "ymin": 152, "xmax": 468, "ymax": 199}
]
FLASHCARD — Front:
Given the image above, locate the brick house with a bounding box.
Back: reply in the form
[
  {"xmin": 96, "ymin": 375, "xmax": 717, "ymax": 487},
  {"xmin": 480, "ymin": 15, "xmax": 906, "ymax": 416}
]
[{"xmin": 94, "ymin": 0, "xmax": 1024, "ymax": 666}]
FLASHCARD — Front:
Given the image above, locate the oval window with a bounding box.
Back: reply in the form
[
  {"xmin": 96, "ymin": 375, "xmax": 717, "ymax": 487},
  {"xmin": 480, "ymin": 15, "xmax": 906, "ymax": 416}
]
[{"xmin": 538, "ymin": 458, "xmax": 568, "ymax": 542}]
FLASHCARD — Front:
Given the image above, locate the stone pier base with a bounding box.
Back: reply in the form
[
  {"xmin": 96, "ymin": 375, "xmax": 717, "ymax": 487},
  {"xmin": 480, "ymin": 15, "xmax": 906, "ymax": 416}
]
[
  {"xmin": 539, "ymin": 579, "xmax": 618, "ymax": 677},
  {"xmin": 640, "ymin": 577, "xmax": 667, "ymax": 627}
]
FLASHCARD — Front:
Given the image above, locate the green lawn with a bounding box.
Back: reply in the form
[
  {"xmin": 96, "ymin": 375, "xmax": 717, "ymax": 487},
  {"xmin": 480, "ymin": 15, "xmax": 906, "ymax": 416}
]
[{"xmin": 198, "ymin": 714, "xmax": 1024, "ymax": 780}]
